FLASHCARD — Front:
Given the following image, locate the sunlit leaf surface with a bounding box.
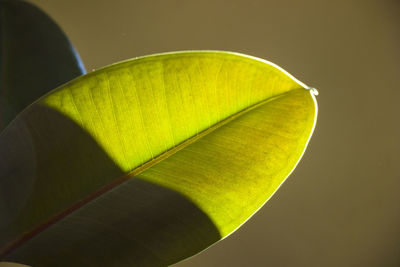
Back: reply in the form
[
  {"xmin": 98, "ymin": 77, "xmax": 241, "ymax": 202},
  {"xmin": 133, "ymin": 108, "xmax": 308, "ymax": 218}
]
[{"xmin": 0, "ymin": 51, "xmax": 317, "ymax": 266}]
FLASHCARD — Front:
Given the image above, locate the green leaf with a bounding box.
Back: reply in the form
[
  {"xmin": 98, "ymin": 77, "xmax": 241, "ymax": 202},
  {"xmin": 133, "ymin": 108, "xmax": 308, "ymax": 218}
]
[
  {"xmin": 0, "ymin": 51, "xmax": 317, "ymax": 266},
  {"xmin": 0, "ymin": 0, "xmax": 85, "ymax": 131}
]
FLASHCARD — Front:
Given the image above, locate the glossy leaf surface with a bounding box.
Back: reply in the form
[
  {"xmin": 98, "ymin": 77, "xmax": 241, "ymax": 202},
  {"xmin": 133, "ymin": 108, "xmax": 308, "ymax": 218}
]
[
  {"xmin": 0, "ymin": 0, "xmax": 85, "ymax": 131},
  {"xmin": 0, "ymin": 51, "xmax": 317, "ymax": 266}
]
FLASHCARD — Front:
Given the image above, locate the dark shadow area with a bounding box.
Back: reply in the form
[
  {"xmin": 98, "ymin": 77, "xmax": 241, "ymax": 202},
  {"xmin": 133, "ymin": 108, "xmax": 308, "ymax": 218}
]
[
  {"xmin": 5, "ymin": 178, "xmax": 221, "ymax": 267},
  {"xmin": 0, "ymin": 105, "xmax": 221, "ymax": 266},
  {"xmin": 0, "ymin": 104, "xmax": 123, "ymax": 246},
  {"xmin": 0, "ymin": 0, "xmax": 85, "ymax": 131}
]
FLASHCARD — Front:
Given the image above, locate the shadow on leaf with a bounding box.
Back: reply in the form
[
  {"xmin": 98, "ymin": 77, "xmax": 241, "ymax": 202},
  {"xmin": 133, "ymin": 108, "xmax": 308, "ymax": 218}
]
[{"xmin": 0, "ymin": 105, "xmax": 220, "ymax": 266}]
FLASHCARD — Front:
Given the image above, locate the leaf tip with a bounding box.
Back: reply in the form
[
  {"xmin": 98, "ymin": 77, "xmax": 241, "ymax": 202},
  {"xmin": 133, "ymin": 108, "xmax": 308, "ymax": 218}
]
[{"xmin": 307, "ymin": 87, "xmax": 319, "ymax": 96}]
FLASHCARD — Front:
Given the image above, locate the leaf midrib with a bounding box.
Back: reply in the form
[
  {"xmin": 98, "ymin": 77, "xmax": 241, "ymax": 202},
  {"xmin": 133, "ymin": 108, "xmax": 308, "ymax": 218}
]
[
  {"xmin": 0, "ymin": 87, "xmax": 306, "ymax": 257},
  {"xmin": 126, "ymin": 88, "xmax": 305, "ymax": 178}
]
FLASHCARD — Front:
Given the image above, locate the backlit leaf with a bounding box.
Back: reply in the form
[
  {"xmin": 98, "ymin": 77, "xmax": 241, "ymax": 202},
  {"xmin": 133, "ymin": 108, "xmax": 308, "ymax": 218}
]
[{"xmin": 0, "ymin": 51, "xmax": 317, "ymax": 266}]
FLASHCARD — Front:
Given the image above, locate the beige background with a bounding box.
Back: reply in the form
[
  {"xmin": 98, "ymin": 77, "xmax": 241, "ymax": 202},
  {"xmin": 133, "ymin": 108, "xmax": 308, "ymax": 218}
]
[{"xmin": 17, "ymin": 0, "xmax": 400, "ymax": 266}]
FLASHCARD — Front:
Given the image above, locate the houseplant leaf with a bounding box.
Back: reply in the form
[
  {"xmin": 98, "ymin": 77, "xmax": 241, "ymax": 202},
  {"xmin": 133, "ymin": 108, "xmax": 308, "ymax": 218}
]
[
  {"xmin": 0, "ymin": 51, "xmax": 318, "ymax": 266},
  {"xmin": 0, "ymin": 0, "xmax": 85, "ymax": 131}
]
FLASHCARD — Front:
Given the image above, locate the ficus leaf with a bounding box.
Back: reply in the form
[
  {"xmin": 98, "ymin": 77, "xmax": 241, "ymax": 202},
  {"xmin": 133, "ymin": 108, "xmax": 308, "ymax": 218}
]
[
  {"xmin": 0, "ymin": 51, "xmax": 317, "ymax": 266},
  {"xmin": 0, "ymin": 0, "xmax": 85, "ymax": 131}
]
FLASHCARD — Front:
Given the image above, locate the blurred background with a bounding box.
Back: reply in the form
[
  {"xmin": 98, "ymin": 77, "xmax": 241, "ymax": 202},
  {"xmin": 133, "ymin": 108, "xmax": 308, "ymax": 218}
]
[{"xmin": 22, "ymin": 0, "xmax": 400, "ymax": 266}]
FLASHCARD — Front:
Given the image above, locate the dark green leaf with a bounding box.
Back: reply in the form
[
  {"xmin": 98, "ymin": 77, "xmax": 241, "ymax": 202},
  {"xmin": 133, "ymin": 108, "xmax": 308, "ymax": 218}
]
[{"xmin": 0, "ymin": 0, "xmax": 85, "ymax": 130}]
